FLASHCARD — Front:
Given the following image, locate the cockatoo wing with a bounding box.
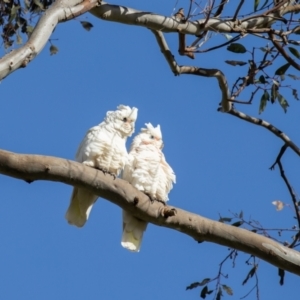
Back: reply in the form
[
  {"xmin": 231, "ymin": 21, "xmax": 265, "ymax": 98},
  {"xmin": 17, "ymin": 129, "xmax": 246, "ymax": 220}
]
[
  {"xmin": 66, "ymin": 105, "xmax": 137, "ymax": 228},
  {"xmin": 122, "ymin": 154, "xmax": 135, "ymax": 184},
  {"xmin": 121, "ymin": 210, "xmax": 148, "ymax": 252},
  {"xmin": 65, "ymin": 187, "xmax": 98, "ymax": 227}
]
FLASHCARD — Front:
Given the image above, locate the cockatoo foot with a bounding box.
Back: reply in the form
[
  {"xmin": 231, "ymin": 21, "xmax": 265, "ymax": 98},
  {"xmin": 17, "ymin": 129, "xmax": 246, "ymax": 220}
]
[
  {"xmin": 96, "ymin": 167, "xmax": 116, "ymax": 179},
  {"xmin": 155, "ymin": 198, "xmax": 167, "ymax": 206},
  {"xmin": 162, "ymin": 207, "xmax": 177, "ymax": 218}
]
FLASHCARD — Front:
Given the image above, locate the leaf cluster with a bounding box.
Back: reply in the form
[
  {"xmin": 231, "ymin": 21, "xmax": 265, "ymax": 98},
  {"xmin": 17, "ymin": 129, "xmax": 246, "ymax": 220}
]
[{"xmin": 0, "ymin": 0, "xmax": 54, "ymax": 48}]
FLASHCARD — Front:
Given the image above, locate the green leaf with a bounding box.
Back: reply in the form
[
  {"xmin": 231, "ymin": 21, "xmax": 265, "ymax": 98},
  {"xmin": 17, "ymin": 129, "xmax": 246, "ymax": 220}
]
[
  {"xmin": 242, "ymin": 265, "xmax": 258, "ymax": 285},
  {"xmin": 33, "ymin": 0, "xmax": 44, "ymax": 10},
  {"xmin": 222, "ymin": 284, "xmax": 233, "ymax": 296},
  {"xmin": 288, "ymin": 47, "xmax": 300, "ymax": 59},
  {"xmin": 50, "ymin": 44, "xmax": 59, "ymax": 55},
  {"xmin": 271, "ymin": 83, "xmax": 278, "ymax": 103},
  {"xmin": 24, "ymin": 0, "xmax": 30, "ymax": 9},
  {"xmin": 219, "ymin": 217, "xmax": 232, "ymax": 223},
  {"xmin": 259, "ymin": 90, "xmax": 269, "ymax": 114},
  {"xmin": 292, "ymin": 89, "xmax": 299, "ymax": 100},
  {"xmin": 186, "ymin": 282, "xmax": 200, "ymax": 290},
  {"xmin": 259, "ymin": 47, "xmax": 267, "ymax": 52},
  {"xmin": 278, "ymin": 268, "xmax": 285, "ymax": 286},
  {"xmin": 254, "ymin": 0, "xmax": 260, "ymax": 11},
  {"xmin": 198, "ymin": 278, "xmax": 211, "ymax": 286},
  {"xmin": 8, "ymin": 5, "xmax": 20, "ymax": 23},
  {"xmin": 4, "ymin": 40, "xmax": 13, "ymax": 49},
  {"xmin": 186, "ymin": 279, "xmax": 210, "ymax": 290},
  {"xmin": 216, "ymin": 287, "xmax": 222, "ymax": 300},
  {"xmin": 277, "ymin": 93, "xmax": 289, "ymax": 113},
  {"xmin": 287, "ymin": 74, "xmax": 300, "ymax": 80},
  {"xmin": 26, "ymin": 25, "xmax": 34, "ymax": 36},
  {"xmin": 259, "ymin": 75, "xmax": 266, "ymax": 84},
  {"xmin": 227, "ymin": 43, "xmax": 247, "ymax": 54},
  {"xmin": 16, "ymin": 32, "xmax": 22, "ymax": 44},
  {"xmin": 199, "ymin": 286, "xmax": 213, "ymax": 299},
  {"xmin": 275, "ymin": 63, "xmax": 290, "ymax": 75},
  {"xmin": 200, "ymin": 286, "xmax": 208, "ymax": 299},
  {"xmin": 231, "ymin": 221, "xmax": 243, "ymax": 227},
  {"xmin": 80, "ymin": 21, "xmax": 93, "ymax": 31},
  {"xmin": 225, "ymin": 60, "xmax": 247, "ymax": 66}
]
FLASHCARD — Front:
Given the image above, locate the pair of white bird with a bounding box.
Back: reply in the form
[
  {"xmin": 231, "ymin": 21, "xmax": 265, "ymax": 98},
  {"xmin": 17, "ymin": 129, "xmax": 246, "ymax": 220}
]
[{"xmin": 65, "ymin": 105, "xmax": 176, "ymax": 252}]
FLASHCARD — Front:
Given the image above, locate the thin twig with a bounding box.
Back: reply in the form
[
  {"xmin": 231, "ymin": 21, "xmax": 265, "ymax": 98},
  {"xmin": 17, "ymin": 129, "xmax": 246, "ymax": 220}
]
[
  {"xmin": 214, "ymin": 0, "xmax": 229, "ymax": 17},
  {"xmin": 232, "ymin": 0, "xmax": 244, "ymax": 22},
  {"xmin": 228, "ymin": 109, "xmax": 300, "ymax": 157},
  {"xmin": 277, "ymin": 160, "xmax": 300, "ymax": 245},
  {"xmin": 269, "ymin": 143, "xmax": 288, "ymax": 170},
  {"xmin": 269, "ymin": 31, "xmax": 300, "ymax": 71},
  {"xmin": 150, "ymin": 29, "xmax": 231, "ymax": 112}
]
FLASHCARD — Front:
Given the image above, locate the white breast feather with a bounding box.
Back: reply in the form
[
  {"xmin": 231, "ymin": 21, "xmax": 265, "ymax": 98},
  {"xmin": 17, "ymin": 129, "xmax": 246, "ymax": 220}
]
[{"xmin": 121, "ymin": 123, "xmax": 175, "ymax": 252}]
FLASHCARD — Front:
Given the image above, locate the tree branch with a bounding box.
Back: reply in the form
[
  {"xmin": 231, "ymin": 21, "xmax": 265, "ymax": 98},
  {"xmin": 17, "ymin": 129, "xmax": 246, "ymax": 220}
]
[
  {"xmin": 269, "ymin": 31, "xmax": 300, "ymax": 70},
  {"xmin": 0, "ymin": 148, "xmax": 300, "ymax": 275},
  {"xmin": 150, "ymin": 30, "xmax": 231, "ymax": 112},
  {"xmin": 228, "ymin": 109, "xmax": 300, "ymax": 157},
  {"xmin": 0, "ymin": 0, "xmax": 99, "ymax": 80},
  {"xmin": 2, "ymin": 1, "xmax": 300, "ymax": 80}
]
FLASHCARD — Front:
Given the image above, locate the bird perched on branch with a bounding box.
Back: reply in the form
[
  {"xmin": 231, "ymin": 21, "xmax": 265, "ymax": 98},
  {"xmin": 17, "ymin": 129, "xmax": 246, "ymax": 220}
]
[
  {"xmin": 121, "ymin": 123, "xmax": 176, "ymax": 252},
  {"xmin": 65, "ymin": 105, "xmax": 138, "ymax": 227}
]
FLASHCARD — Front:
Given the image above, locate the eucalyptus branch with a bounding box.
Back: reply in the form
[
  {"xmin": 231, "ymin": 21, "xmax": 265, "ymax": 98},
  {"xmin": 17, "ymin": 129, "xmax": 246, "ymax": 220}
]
[
  {"xmin": 1, "ymin": 1, "xmax": 300, "ymax": 80},
  {"xmin": 270, "ymin": 144, "xmax": 288, "ymax": 170},
  {"xmin": 277, "ymin": 159, "xmax": 300, "ymax": 248},
  {"xmin": 269, "ymin": 144, "xmax": 300, "ymax": 247},
  {"xmin": 1, "ymin": 149, "xmax": 300, "ymax": 275},
  {"xmin": 227, "ymin": 109, "xmax": 300, "ymax": 157},
  {"xmin": 269, "ymin": 31, "xmax": 300, "ymax": 71},
  {"xmin": 150, "ymin": 30, "xmax": 231, "ymax": 112},
  {"xmin": 0, "ymin": 0, "xmax": 99, "ymax": 80}
]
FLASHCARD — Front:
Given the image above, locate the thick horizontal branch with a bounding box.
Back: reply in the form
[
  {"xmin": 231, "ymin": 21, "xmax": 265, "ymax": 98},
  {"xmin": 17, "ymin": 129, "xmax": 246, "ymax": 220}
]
[{"xmin": 0, "ymin": 149, "xmax": 300, "ymax": 275}]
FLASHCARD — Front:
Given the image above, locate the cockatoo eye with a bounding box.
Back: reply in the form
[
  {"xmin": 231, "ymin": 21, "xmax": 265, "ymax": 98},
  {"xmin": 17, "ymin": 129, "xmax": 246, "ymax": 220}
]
[
  {"xmin": 150, "ymin": 135, "xmax": 154, "ymax": 139},
  {"xmin": 123, "ymin": 117, "xmax": 128, "ymax": 122}
]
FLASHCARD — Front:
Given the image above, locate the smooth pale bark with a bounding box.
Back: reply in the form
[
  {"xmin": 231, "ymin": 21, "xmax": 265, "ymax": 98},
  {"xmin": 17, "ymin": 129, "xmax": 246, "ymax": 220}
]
[
  {"xmin": 0, "ymin": 149, "xmax": 299, "ymax": 275},
  {"xmin": 0, "ymin": 1, "xmax": 299, "ymax": 80},
  {"xmin": 0, "ymin": 0, "xmax": 98, "ymax": 80}
]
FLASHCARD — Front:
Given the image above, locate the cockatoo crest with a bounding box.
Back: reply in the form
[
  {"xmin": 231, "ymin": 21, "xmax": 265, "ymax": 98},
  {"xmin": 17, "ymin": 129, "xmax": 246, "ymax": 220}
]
[
  {"xmin": 131, "ymin": 123, "xmax": 163, "ymax": 150},
  {"xmin": 105, "ymin": 105, "xmax": 138, "ymax": 138}
]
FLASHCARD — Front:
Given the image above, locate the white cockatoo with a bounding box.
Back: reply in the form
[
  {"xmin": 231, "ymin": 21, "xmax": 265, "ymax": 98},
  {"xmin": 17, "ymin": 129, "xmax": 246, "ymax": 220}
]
[
  {"xmin": 121, "ymin": 123, "xmax": 176, "ymax": 252},
  {"xmin": 65, "ymin": 105, "xmax": 138, "ymax": 227}
]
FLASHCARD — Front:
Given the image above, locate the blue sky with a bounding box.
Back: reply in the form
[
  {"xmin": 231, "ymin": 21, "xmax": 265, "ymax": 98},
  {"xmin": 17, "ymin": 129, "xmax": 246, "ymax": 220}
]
[{"xmin": 0, "ymin": 0, "xmax": 299, "ymax": 299}]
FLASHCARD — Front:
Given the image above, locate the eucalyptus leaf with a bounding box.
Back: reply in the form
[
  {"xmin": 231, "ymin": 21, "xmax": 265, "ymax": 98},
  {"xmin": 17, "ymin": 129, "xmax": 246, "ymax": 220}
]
[
  {"xmin": 50, "ymin": 44, "xmax": 59, "ymax": 55},
  {"xmin": 277, "ymin": 93, "xmax": 289, "ymax": 113},
  {"xmin": 275, "ymin": 63, "xmax": 290, "ymax": 76},
  {"xmin": 288, "ymin": 47, "xmax": 300, "ymax": 59},
  {"xmin": 227, "ymin": 43, "xmax": 247, "ymax": 53}
]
